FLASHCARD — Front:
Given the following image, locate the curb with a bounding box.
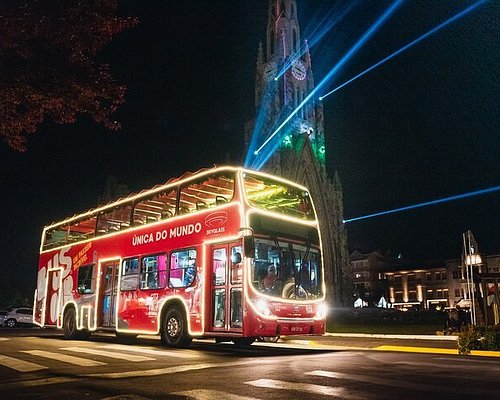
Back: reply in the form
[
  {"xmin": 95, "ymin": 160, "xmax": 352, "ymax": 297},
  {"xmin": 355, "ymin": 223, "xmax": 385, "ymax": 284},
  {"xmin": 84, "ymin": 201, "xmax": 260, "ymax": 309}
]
[{"xmin": 324, "ymin": 332, "xmax": 458, "ymax": 341}]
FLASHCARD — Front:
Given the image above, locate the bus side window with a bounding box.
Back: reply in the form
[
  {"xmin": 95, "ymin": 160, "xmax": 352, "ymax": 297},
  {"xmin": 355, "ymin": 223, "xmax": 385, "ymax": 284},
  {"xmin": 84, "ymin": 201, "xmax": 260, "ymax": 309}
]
[
  {"xmin": 121, "ymin": 258, "xmax": 139, "ymax": 291},
  {"xmin": 169, "ymin": 249, "xmax": 197, "ymax": 288}
]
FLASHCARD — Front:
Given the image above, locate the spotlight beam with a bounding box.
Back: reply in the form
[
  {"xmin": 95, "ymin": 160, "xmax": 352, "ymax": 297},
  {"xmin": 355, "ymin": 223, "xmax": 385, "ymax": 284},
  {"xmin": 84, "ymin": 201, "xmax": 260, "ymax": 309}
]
[
  {"xmin": 253, "ymin": 0, "xmax": 404, "ymax": 157},
  {"xmin": 343, "ymin": 185, "xmax": 500, "ymax": 223},
  {"xmin": 320, "ymin": 0, "xmax": 489, "ymax": 100},
  {"xmin": 275, "ymin": 3, "xmax": 355, "ymax": 81}
]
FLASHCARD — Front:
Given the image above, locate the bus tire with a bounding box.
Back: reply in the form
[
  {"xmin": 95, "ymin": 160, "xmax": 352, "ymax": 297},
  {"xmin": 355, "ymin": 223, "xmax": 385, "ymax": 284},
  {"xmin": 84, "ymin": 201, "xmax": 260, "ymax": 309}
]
[
  {"xmin": 232, "ymin": 337, "xmax": 255, "ymax": 347},
  {"xmin": 161, "ymin": 306, "xmax": 192, "ymax": 348},
  {"xmin": 63, "ymin": 307, "xmax": 79, "ymax": 339},
  {"xmin": 63, "ymin": 307, "xmax": 90, "ymax": 340}
]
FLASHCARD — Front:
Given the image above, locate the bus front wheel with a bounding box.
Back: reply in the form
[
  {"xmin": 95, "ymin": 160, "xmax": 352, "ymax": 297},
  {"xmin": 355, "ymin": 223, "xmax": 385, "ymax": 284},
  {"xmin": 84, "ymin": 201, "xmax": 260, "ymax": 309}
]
[{"xmin": 161, "ymin": 306, "xmax": 192, "ymax": 348}]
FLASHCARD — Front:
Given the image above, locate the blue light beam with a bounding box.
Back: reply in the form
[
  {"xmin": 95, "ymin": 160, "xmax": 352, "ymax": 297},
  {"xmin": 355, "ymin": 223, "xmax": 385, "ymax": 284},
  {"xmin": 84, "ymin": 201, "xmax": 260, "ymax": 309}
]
[
  {"xmin": 319, "ymin": 0, "xmax": 489, "ymax": 101},
  {"xmin": 253, "ymin": 0, "xmax": 404, "ymax": 157},
  {"xmin": 275, "ymin": 3, "xmax": 355, "ymax": 81},
  {"xmin": 343, "ymin": 185, "xmax": 500, "ymax": 223}
]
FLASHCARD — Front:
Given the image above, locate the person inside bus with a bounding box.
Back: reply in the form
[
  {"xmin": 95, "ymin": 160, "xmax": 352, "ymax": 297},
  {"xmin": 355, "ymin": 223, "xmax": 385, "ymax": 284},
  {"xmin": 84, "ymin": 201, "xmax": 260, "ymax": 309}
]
[
  {"xmin": 260, "ymin": 263, "xmax": 278, "ymax": 292},
  {"xmin": 183, "ymin": 257, "xmax": 196, "ymax": 286},
  {"xmin": 231, "ymin": 251, "xmax": 242, "ymax": 283}
]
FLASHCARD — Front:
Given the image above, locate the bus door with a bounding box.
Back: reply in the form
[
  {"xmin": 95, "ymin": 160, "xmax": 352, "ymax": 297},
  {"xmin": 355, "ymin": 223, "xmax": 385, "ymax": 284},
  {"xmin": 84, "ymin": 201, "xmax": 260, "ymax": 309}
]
[
  {"xmin": 99, "ymin": 259, "xmax": 120, "ymax": 327},
  {"xmin": 210, "ymin": 242, "xmax": 243, "ymax": 332}
]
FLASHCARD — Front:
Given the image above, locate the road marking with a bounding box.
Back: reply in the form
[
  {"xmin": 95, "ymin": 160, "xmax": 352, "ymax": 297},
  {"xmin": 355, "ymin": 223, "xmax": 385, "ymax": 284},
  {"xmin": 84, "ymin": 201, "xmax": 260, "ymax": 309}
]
[
  {"xmin": 22, "ymin": 350, "xmax": 106, "ymax": 367},
  {"xmin": 0, "ymin": 354, "xmax": 48, "ymax": 372},
  {"xmin": 173, "ymin": 389, "xmax": 260, "ymax": 400},
  {"xmin": 101, "ymin": 344, "xmax": 198, "ymax": 358},
  {"xmin": 305, "ymin": 370, "xmax": 499, "ymax": 396},
  {"xmin": 82, "ymin": 359, "xmax": 272, "ymax": 379},
  {"xmin": 61, "ymin": 346, "xmax": 155, "ymax": 362},
  {"xmin": 375, "ymin": 345, "xmax": 458, "ymax": 355},
  {"xmin": 2, "ymin": 377, "xmax": 78, "ymax": 389},
  {"xmin": 245, "ymin": 379, "xmax": 346, "ymax": 397},
  {"xmin": 0, "ymin": 337, "xmax": 10, "ymax": 341}
]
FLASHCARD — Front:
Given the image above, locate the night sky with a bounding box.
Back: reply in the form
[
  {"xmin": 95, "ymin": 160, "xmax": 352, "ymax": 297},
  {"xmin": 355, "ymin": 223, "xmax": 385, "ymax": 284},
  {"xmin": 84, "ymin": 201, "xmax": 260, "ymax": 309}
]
[{"xmin": 0, "ymin": 0, "xmax": 498, "ymax": 291}]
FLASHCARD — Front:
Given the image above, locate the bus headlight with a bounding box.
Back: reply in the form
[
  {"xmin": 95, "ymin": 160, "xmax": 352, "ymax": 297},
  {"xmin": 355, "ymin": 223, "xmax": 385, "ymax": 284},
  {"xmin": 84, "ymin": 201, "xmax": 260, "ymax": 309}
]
[
  {"xmin": 315, "ymin": 303, "xmax": 327, "ymax": 319},
  {"xmin": 255, "ymin": 299, "xmax": 273, "ymax": 316}
]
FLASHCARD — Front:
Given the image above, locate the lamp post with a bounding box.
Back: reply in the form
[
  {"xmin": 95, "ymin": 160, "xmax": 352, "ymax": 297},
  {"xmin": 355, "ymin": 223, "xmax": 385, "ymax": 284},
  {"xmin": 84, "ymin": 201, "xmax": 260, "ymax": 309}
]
[{"xmin": 462, "ymin": 230, "xmax": 482, "ymax": 325}]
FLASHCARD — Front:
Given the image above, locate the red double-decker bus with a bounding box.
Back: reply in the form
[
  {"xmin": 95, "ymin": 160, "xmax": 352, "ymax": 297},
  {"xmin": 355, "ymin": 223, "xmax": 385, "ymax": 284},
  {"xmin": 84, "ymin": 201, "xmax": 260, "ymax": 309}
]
[{"xmin": 34, "ymin": 166, "xmax": 326, "ymax": 347}]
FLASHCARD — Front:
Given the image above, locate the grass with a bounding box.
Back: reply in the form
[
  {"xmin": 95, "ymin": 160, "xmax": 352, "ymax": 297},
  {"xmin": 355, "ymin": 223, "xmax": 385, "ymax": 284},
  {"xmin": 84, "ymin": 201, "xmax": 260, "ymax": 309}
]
[{"xmin": 327, "ymin": 323, "xmax": 445, "ymax": 335}]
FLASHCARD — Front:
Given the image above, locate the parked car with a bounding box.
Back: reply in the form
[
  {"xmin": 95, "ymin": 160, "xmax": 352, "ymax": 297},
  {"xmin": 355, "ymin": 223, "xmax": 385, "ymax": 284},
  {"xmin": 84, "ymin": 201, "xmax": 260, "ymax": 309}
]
[
  {"xmin": 4, "ymin": 308, "xmax": 34, "ymax": 328},
  {"xmin": 0, "ymin": 310, "xmax": 8, "ymax": 327}
]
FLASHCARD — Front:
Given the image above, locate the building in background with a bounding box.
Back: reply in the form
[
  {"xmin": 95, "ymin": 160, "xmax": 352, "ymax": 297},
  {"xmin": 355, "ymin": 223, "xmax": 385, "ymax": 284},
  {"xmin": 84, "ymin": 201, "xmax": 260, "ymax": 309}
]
[
  {"xmin": 351, "ymin": 249, "xmax": 500, "ymax": 325},
  {"xmin": 246, "ymin": 0, "xmax": 352, "ymax": 307}
]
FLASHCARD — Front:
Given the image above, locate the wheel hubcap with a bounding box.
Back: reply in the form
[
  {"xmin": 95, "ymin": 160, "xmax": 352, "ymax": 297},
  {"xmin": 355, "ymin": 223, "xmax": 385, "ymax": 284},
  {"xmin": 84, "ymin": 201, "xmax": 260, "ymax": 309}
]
[{"xmin": 167, "ymin": 317, "xmax": 180, "ymax": 338}]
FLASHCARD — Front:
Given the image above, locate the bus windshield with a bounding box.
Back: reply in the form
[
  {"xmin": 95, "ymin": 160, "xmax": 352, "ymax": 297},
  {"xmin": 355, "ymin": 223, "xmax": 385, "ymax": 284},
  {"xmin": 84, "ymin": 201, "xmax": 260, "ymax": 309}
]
[
  {"xmin": 251, "ymin": 237, "xmax": 323, "ymax": 300},
  {"xmin": 243, "ymin": 173, "xmax": 315, "ymax": 221}
]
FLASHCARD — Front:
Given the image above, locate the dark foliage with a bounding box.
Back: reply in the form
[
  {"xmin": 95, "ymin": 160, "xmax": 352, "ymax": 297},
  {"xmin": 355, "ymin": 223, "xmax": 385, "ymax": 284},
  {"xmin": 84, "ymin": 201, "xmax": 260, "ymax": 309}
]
[{"xmin": 0, "ymin": 0, "xmax": 138, "ymax": 150}]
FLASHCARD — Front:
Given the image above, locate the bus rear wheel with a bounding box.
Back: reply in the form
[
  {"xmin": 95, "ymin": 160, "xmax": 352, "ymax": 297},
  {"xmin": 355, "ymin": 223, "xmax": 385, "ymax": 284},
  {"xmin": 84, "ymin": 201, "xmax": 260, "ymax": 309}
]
[
  {"xmin": 63, "ymin": 308, "xmax": 90, "ymax": 340},
  {"xmin": 161, "ymin": 306, "xmax": 192, "ymax": 348}
]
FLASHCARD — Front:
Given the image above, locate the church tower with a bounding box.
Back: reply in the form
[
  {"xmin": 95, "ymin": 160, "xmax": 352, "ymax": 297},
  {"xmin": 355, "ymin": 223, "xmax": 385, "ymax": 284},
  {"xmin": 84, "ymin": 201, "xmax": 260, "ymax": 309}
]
[{"xmin": 246, "ymin": 0, "xmax": 352, "ymax": 307}]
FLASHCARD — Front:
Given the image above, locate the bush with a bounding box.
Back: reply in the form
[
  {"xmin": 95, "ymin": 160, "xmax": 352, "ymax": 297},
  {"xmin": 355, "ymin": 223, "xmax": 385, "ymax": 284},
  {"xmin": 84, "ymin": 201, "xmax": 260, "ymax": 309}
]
[{"xmin": 458, "ymin": 325, "xmax": 500, "ymax": 355}]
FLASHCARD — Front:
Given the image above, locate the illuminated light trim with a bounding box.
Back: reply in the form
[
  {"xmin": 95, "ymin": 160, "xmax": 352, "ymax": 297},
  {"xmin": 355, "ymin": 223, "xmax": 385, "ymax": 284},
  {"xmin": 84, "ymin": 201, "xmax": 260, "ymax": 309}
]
[
  {"xmin": 113, "ymin": 295, "xmax": 203, "ymax": 337},
  {"xmin": 32, "ymin": 289, "xmax": 43, "ymax": 327},
  {"xmin": 59, "ymin": 300, "xmax": 78, "ymax": 330},
  {"xmin": 40, "ymin": 200, "xmax": 237, "ymax": 254},
  {"xmin": 43, "ymin": 166, "xmax": 239, "ymax": 231},
  {"xmin": 36, "ymin": 166, "xmax": 327, "ymax": 338},
  {"xmin": 246, "ymin": 208, "xmax": 318, "ymax": 228},
  {"xmin": 242, "ymin": 170, "xmax": 327, "ymax": 309},
  {"xmin": 40, "ymin": 267, "xmax": 49, "ymax": 327},
  {"xmin": 50, "ymin": 267, "xmax": 64, "ymax": 329},
  {"xmin": 80, "ymin": 305, "xmax": 95, "ymax": 331}
]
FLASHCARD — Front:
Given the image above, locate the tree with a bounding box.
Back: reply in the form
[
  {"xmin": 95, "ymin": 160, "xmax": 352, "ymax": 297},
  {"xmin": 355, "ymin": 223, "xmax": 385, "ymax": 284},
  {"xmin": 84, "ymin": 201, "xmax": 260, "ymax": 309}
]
[{"xmin": 0, "ymin": 0, "xmax": 138, "ymax": 151}]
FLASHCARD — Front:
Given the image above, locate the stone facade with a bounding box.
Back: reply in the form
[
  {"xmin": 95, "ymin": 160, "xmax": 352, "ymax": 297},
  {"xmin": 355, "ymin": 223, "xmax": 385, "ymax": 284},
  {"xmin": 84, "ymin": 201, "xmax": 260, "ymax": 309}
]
[{"xmin": 245, "ymin": 0, "xmax": 352, "ymax": 306}]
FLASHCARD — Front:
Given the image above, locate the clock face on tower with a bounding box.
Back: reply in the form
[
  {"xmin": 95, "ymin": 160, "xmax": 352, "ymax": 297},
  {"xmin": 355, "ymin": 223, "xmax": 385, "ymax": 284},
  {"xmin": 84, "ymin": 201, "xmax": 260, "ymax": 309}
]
[
  {"xmin": 291, "ymin": 59, "xmax": 307, "ymax": 81},
  {"xmin": 263, "ymin": 61, "xmax": 277, "ymax": 82}
]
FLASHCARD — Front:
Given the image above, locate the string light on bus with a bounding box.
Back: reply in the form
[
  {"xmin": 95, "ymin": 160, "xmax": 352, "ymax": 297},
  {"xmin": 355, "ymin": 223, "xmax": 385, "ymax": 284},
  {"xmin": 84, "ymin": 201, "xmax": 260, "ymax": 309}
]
[
  {"xmin": 319, "ymin": 0, "xmax": 490, "ymax": 101},
  {"xmin": 343, "ymin": 185, "xmax": 500, "ymax": 223}
]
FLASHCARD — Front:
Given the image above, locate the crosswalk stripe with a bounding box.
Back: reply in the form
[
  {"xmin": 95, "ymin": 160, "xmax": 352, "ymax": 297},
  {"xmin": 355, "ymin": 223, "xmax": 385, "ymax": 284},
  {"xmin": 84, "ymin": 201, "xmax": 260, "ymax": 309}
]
[
  {"xmin": 21, "ymin": 350, "xmax": 106, "ymax": 367},
  {"xmin": 61, "ymin": 347, "xmax": 155, "ymax": 362},
  {"xmin": 306, "ymin": 369, "xmax": 444, "ymax": 393},
  {"xmin": 245, "ymin": 379, "xmax": 346, "ymax": 397},
  {"xmin": 101, "ymin": 344, "xmax": 198, "ymax": 358},
  {"xmin": 173, "ymin": 389, "xmax": 261, "ymax": 400},
  {"xmin": 0, "ymin": 354, "xmax": 48, "ymax": 372},
  {"xmin": 2, "ymin": 377, "xmax": 78, "ymax": 389}
]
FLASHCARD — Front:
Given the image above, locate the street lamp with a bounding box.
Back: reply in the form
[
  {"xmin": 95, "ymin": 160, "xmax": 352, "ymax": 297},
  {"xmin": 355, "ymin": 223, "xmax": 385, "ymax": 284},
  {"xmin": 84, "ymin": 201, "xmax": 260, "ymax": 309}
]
[{"xmin": 462, "ymin": 230, "xmax": 482, "ymax": 325}]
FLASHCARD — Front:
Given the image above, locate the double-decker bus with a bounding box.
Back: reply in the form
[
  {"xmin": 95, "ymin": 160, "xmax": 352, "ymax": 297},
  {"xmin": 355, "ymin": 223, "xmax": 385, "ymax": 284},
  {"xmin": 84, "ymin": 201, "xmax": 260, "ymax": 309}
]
[{"xmin": 34, "ymin": 166, "xmax": 326, "ymax": 347}]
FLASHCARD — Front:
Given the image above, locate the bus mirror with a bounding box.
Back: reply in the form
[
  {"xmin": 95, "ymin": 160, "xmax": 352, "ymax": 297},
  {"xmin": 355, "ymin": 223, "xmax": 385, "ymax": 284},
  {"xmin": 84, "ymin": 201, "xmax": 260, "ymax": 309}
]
[{"xmin": 244, "ymin": 235, "xmax": 254, "ymax": 258}]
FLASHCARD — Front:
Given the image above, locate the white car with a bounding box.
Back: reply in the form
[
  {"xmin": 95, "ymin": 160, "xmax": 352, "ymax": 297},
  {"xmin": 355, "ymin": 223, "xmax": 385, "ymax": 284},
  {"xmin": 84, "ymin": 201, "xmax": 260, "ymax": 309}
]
[
  {"xmin": 3, "ymin": 308, "xmax": 34, "ymax": 328},
  {"xmin": 0, "ymin": 310, "xmax": 8, "ymax": 327}
]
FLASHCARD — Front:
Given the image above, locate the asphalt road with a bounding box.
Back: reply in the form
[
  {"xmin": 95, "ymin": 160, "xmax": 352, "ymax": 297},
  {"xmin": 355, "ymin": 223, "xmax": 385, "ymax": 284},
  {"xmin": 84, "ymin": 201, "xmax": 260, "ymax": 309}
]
[{"xmin": 1, "ymin": 328, "xmax": 499, "ymax": 400}]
